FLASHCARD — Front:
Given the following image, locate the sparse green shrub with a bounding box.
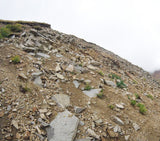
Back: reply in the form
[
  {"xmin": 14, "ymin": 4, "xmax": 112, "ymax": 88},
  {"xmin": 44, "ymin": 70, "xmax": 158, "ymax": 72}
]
[
  {"xmin": 131, "ymin": 100, "xmax": 136, "ymax": 106},
  {"xmin": 146, "ymin": 94, "xmax": 153, "ymax": 100},
  {"xmin": 109, "ymin": 73, "xmax": 121, "ymax": 80},
  {"xmin": 20, "ymin": 85, "xmax": 31, "ymax": 93},
  {"xmin": 109, "ymin": 105, "xmax": 115, "ymax": 110},
  {"xmin": 135, "ymin": 93, "xmax": 140, "ymax": 99},
  {"xmin": 84, "ymin": 84, "xmax": 92, "ymax": 91},
  {"xmin": 79, "ymin": 63, "xmax": 83, "ymax": 67},
  {"xmin": 0, "ymin": 27, "xmax": 11, "ymax": 38},
  {"xmin": 128, "ymin": 96, "xmax": 131, "ymax": 100},
  {"xmin": 133, "ymin": 80, "xmax": 138, "ymax": 84},
  {"xmin": 6, "ymin": 24, "xmax": 22, "ymax": 32},
  {"xmin": 98, "ymin": 71, "xmax": 104, "ymax": 76},
  {"xmin": 137, "ymin": 103, "xmax": 147, "ymax": 114},
  {"xmin": 97, "ymin": 92, "xmax": 103, "ymax": 99},
  {"xmin": 109, "ymin": 73, "xmax": 127, "ymax": 89},
  {"xmin": 0, "ymin": 33, "xmax": 2, "ymax": 39},
  {"xmin": 11, "ymin": 55, "xmax": 20, "ymax": 64},
  {"xmin": 116, "ymin": 80, "xmax": 126, "ymax": 88}
]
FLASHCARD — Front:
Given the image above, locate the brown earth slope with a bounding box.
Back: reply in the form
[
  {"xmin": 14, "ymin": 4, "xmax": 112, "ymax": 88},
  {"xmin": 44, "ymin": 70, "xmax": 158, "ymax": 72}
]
[{"xmin": 0, "ymin": 20, "xmax": 160, "ymax": 141}]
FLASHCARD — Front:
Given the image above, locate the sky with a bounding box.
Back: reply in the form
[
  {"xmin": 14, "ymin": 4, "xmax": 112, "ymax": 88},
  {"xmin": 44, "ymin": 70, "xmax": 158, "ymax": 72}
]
[{"xmin": 0, "ymin": 0, "xmax": 160, "ymax": 72}]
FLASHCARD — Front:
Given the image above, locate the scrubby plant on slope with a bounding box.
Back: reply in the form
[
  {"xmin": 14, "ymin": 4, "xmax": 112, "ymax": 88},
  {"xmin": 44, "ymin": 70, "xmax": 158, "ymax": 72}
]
[{"xmin": 0, "ymin": 23, "xmax": 22, "ymax": 39}]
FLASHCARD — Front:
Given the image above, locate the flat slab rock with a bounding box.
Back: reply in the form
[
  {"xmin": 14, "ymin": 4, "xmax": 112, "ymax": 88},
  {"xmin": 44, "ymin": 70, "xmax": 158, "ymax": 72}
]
[
  {"xmin": 52, "ymin": 94, "xmax": 70, "ymax": 108},
  {"xmin": 46, "ymin": 110, "xmax": 79, "ymax": 141},
  {"xmin": 83, "ymin": 89, "xmax": 101, "ymax": 98}
]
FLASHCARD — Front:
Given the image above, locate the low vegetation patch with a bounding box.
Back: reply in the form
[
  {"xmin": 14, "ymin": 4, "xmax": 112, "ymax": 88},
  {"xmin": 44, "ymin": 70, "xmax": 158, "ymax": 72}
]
[
  {"xmin": 20, "ymin": 85, "xmax": 31, "ymax": 93},
  {"xmin": 109, "ymin": 104, "xmax": 115, "ymax": 110},
  {"xmin": 109, "ymin": 73, "xmax": 121, "ymax": 80},
  {"xmin": 135, "ymin": 93, "xmax": 140, "ymax": 99},
  {"xmin": 130, "ymin": 100, "xmax": 136, "ymax": 106},
  {"xmin": 146, "ymin": 94, "xmax": 153, "ymax": 100},
  {"xmin": 0, "ymin": 23, "xmax": 22, "ymax": 39},
  {"xmin": 11, "ymin": 55, "xmax": 20, "ymax": 64},
  {"xmin": 0, "ymin": 27, "xmax": 11, "ymax": 38},
  {"xmin": 98, "ymin": 71, "xmax": 104, "ymax": 76},
  {"xmin": 97, "ymin": 90, "xmax": 104, "ymax": 99},
  {"xmin": 6, "ymin": 24, "xmax": 22, "ymax": 32},
  {"xmin": 137, "ymin": 103, "xmax": 147, "ymax": 115},
  {"xmin": 84, "ymin": 84, "xmax": 92, "ymax": 91},
  {"xmin": 116, "ymin": 80, "xmax": 127, "ymax": 88},
  {"xmin": 109, "ymin": 73, "xmax": 127, "ymax": 89}
]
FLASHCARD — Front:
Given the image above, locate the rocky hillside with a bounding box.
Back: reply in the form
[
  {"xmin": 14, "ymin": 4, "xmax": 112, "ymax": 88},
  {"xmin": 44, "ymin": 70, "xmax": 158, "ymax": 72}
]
[
  {"xmin": 152, "ymin": 70, "xmax": 160, "ymax": 80},
  {"xmin": 0, "ymin": 20, "xmax": 160, "ymax": 141}
]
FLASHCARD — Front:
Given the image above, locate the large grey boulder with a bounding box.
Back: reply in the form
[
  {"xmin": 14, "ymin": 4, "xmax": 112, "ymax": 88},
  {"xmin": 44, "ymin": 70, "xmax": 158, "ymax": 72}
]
[{"xmin": 46, "ymin": 110, "xmax": 79, "ymax": 141}]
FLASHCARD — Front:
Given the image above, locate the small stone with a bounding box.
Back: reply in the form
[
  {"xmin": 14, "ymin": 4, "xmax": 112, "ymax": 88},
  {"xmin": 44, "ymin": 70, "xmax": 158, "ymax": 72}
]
[
  {"xmin": 11, "ymin": 120, "xmax": 19, "ymax": 129},
  {"xmin": 56, "ymin": 73, "xmax": 64, "ymax": 80},
  {"xmin": 18, "ymin": 73, "xmax": 28, "ymax": 80},
  {"xmin": 39, "ymin": 109, "xmax": 48, "ymax": 113},
  {"xmin": 31, "ymin": 72, "xmax": 43, "ymax": 77},
  {"xmin": 95, "ymin": 119, "xmax": 103, "ymax": 125},
  {"xmin": 79, "ymin": 121, "xmax": 85, "ymax": 126},
  {"xmin": 76, "ymin": 139, "xmax": 91, "ymax": 141},
  {"xmin": 37, "ymin": 52, "xmax": 50, "ymax": 58},
  {"xmin": 113, "ymin": 125, "xmax": 121, "ymax": 133},
  {"xmin": 73, "ymin": 80, "xmax": 80, "ymax": 88},
  {"xmin": 107, "ymin": 130, "xmax": 118, "ymax": 138},
  {"xmin": 55, "ymin": 63, "xmax": 61, "ymax": 72},
  {"xmin": 66, "ymin": 64, "xmax": 74, "ymax": 72},
  {"xmin": 104, "ymin": 80, "xmax": 116, "ymax": 88},
  {"xmin": 87, "ymin": 65, "xmax": 97, "ymax": 70},
  {"xmin": 113, "ymin": 116, "xmax": 124, "ymax": 125},
  {"xmin": 16, "ymin": 133, "xmax": 21, "ymax": 139},
  {"xmin": 74, "ymin": 106, "xmax": 85, "ymax": 114},
  {"xmin": 83, "ymin": 89, "xmax": 102, "ymax": 98},
  {"xmin": 5, "ymin": 134, "xmax": 12, "ymax": 140},
  {"xmin": 23, "ymin": 131, "xmax": 30, "ymax": 140},
  {"xmin": 33, "ymin": 76, "xmax": 42, "ymax": 87},
  {"xmin": 38, "ymin": 118, "xmax": 50, "ymax": 128},
  {"xmin": 87, "ymin": 128, "xmax": 100, "ymax": 139},
  {"xmin": 133, "ymin": 123, "xmax": 140, "ymax": 131},
  {"xmin": 40, "ymin": 114, "xmax": 46, "ymax": 120},
  {"xmin": 0, "ymin": 111, "xmax": 4, "ymax": 117},
  {"xmin": 115, "ymin": 104, "xmax": 124, "ymax": 109},
  {"xmin": 125, "ymin": 135, "xmax": 130, "ymax": 141}
]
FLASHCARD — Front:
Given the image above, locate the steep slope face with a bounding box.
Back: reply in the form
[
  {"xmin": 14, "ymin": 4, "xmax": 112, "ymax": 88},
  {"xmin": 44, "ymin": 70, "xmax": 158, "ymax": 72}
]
[
  {"xmin": 152, "ymin": 70, "xmax": 160, "ymax": 80},
  {"xmin": 0, "ymin": 20, "xmax": 160, "ymax": 141}
]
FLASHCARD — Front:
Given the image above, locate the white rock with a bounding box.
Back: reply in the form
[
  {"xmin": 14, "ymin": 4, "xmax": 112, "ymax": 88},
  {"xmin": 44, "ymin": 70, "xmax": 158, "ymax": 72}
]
[
  {"xmin": 133, "ymin": 123, "xmax": 140, "ymax": 131},
  {"xmin": 87, "ymin": 128, "xmax": 100, "ymax": 139},
  {"xmin": 113, "ymin": 116, "xmax": 124, "ymax": 125},
  {"xmin": 125, "ymin": 135, "xmax": 130, "ymax": 141},
  {"xmin": 116, "ymin": 104, "xmax": 124, "ymax": 109},
  {"xmin": 11, "ymin": 120, "xmax": 19, "ymax": 129},
  {"xmin": 56, "ymin": 73, "xmax": 64, "ymax": 80},
  {"xmin": 113, "ymin": 125, "xmax": 121, "ymax": 133},
  {"xmin": 66, "ymin": 64, "xmax": 74, "ymax": 72},
  {"xmin": 55, "ymin": 63, "xmax": 61, "ymax": 72},
  {"xmin": 104, "ymin": 80, "xmax": 116, "ymax": 88},
  {"xmin": 87, "ymin": 65, "xmax": 97, "ymax": 70},
  {"xmin": 83, "ymin": 89, "xmax": 102, "ymax": 98}
]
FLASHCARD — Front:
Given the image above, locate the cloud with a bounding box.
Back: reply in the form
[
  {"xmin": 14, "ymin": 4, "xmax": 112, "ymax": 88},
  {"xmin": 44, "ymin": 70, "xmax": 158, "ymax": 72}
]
[{"xmin": 0, "ymin": 0, "xmax": 160, "ymax": 72}]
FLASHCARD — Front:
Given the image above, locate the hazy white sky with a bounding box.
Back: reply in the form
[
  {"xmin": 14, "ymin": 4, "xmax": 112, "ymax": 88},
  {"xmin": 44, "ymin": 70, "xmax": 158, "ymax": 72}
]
[{"xmin": 0, "ymin": 0, "xmax": 160, "ymax": 72}]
